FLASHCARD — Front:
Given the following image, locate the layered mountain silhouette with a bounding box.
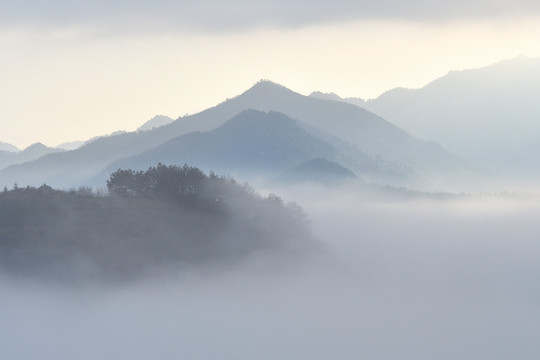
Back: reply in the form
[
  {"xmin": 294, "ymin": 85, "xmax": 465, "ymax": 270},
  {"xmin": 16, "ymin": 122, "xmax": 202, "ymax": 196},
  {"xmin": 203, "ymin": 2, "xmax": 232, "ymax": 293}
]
[
  {"xmin": 0, "ymin": 81, "xmax": 476, "ymax": 190},
  {"xmin": 104, "ymin": 110, "xmax": 339, "ymax": 178},
  {"xmin": 137, "ymin": 115, "xmax": 174, "ymax": 132},
  {"xmin": 0, "ymin": 141, "xmax": 18, "ymax": 153},
  {"xmin": 310, "ymin": 91, "xmax": 366, "ymax": 108},
  {"xmin": 0, "ymin": 143, "xmax": 61, "ymax": 171},
  {"xmin": 56, "ymin": 140, "xmax": 85, "ymax": 151},
  {"xmin": 362, "ymin": 56, "xmax": 540, "ymax": 176},
  {"xmin": 97, "ymin": 110, "xmax": 418, "ymax": 188}
]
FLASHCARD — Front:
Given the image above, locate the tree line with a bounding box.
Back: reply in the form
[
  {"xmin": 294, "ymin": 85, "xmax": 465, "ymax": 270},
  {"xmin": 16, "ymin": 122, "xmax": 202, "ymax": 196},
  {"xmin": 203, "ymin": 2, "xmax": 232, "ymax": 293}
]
[{"xmin": 0, "ymin": 164, "xmax": 313, "ymax": 282}]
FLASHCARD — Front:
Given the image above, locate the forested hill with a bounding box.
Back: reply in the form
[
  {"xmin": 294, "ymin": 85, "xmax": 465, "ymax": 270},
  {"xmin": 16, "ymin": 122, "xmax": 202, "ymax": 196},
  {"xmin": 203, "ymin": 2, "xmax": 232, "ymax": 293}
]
[{"xmin": 0, "ymin": 164, "xmax": 313, "ymax": 283}]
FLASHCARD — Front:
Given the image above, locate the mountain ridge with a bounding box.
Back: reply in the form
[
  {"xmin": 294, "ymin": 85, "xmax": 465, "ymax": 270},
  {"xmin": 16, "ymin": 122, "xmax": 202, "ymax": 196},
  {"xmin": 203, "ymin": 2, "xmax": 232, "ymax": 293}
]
[
  {"xmin": 0, "ymin": 80, "xmax": 475, "ymax": 190},
  {"xmin": 362, "ymin": 55, "xmax": 540, "ymax": 176},
  {"xmin": 101, "ymin": 110, "xmax": 343, "ymax": 181},
  {"xmin": 137, "ymin": 115, "xmax": 174, "ymax": 132},
  {"xmin": 0, "ymin": 141, "xmax": 19, "ymax": 153},
  {"xmin": 0, "ymin": 142, "xmax": 62, "ymax": 172}
]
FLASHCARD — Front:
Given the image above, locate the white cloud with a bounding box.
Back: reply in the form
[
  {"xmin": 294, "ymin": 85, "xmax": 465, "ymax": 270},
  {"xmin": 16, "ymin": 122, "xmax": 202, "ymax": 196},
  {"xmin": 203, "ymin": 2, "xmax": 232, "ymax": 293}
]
[{"xmin": 2, "ymin": 0, "xmax": 540, "ymax": 33}]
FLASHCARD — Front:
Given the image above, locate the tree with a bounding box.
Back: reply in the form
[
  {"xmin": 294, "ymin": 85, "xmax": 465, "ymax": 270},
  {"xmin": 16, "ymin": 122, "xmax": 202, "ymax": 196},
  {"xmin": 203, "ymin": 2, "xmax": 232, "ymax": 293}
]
[
  {"xmin": 107, "ymin": 163, "xmax": 208, "ymax": 202},
  {"xmin": 106, "ymin": 169, "xmax": 138, "ymax": 196}
]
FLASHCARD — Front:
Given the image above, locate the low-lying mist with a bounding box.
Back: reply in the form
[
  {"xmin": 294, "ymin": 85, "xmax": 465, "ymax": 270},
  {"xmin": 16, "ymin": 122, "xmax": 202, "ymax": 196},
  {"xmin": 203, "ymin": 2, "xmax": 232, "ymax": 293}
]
[
  {"xmin": 2, "ymin": 185, "xmax": 540, "ymax": 359},
  {"xmin": 0, "ymin": 165, "xmax": 317, "ymax": 283}
]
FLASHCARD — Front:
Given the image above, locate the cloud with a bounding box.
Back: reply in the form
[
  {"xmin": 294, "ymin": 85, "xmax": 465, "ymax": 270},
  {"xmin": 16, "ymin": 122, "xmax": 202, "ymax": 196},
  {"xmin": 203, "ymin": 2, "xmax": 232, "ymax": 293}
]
[{"xmin": 2, "ymin": 0, "xmax": 540, "ymax": 33}]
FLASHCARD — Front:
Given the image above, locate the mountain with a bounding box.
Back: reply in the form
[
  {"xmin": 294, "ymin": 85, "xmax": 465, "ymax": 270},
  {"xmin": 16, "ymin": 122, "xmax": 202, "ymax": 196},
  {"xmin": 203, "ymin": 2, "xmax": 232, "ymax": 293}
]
[
  {"xmin": 56, "ymin": 140, "xmax": 85, "ymax": 151},
  {"xmin": 309, "ymin": 91, "xmax": 366, "ymax": 107},
  {"xmin": 99, "ymin": 110, "xmax": 417, "ymax": 187},
  {"xmin": 103, "ymin": 111, "xmax": 361, "ymax": 179},
  {"xmin": 137, "ymin": 115, "xmax": 174, "ymax": 132},
  {"xmin": 19, "ymin": 143, "xmax": 59, "ymax": 159},
  {"xmin": 148, "ymin": 81, "xmax": 474, "ymax": 186},
  {"xmin": 274, "ymin": 158, "xmax": 358, "ymax": 185},
  {"xmin": 363, "ymin": 56, "xmax": 540, "ymax": 176},
  {"xmin": 0, "ymin": 143, "xmax": 62, "ymax": 171},
  {"xmin": 55, "ymin": 130, "xmax": 130, "ymax": 152},
  {"xmin": 0, "ymin": 81, "xmax": 474, "ymax": 190},
  {"xmin": 0, "ymin": 141, "xmax": 19, "ymax": 153}
]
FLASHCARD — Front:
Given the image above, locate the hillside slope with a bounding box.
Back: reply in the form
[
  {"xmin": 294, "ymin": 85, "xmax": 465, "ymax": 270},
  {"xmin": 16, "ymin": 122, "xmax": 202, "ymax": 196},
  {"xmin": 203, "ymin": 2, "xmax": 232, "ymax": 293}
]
[
  {"xmin": 103, "ymin": 110, "xmax": 411, "ymax": 185},
  {"xmin": 0, "ymin": 81, "xmax": 474, "ymax": 190},
  {"xmin": 363, "ymin": 56, "xmax": 540, "ymax": 175}
]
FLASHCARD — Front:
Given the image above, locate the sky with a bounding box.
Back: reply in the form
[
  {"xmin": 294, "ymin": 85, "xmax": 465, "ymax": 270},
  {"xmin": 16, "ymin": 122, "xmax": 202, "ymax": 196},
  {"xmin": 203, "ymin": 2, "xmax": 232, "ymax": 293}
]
[{"xmin": 2, "ymin": 0, "xmax": 540, "ymax": 149}]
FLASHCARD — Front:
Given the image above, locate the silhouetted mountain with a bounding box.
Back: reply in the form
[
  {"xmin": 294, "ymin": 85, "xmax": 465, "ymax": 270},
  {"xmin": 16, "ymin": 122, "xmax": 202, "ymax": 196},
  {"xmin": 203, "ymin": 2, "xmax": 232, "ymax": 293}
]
[
  {"xmin": 56, "ymin": 140, "xmax": 85, "ymax": 151},
  {"xmin": 0, "ymin": 141, "xmax": 19, "ymax": 153},
  {"xmin": 364, "ymin": 56, "xmax": 540, "ymax": 176},
  {"xmin": 101, "ymin": 110, "xmax": 416, "ymax": 187},
  {"xmin": 105, "ymin": 111, "xmax": 342, "ymax": 178},
  {"xmin": 22, "ymin": 143, "xmax": 60, "ymax": 158},
  {"xmin": 0, "ymin": 80, "xmax": 474, "ymax": 190},
  {"xmin": 181, "ymin": 81, "xmax": 475, "ymax": 186},
  {"xmin": 275, "ymin": 158, "xmax": 357, "ymax": 185},
  {"xmin": 0, "ymin": 142, "xmax": 62, "ymax": 171},
  {"xmin": 310, "ymin": 91, "xmax": 366, "ymax": 107},
  {"xmin": 55, "ymin": 131, "xmax": 130, "ymax": 152},
  {"xmin": 137, "ymin": 115, "xmax": 174, "ymax": 132},
  {"xmin": 0, "ymin": 129, "xmax": 175, "ymax": 188}
]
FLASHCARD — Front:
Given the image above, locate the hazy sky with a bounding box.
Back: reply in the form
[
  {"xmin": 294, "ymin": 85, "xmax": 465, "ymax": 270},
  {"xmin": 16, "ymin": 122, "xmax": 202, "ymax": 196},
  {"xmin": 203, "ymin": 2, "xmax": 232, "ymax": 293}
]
[{"xmin": 2, "ymin": 1, "xmax": 540, "ymax": 148}]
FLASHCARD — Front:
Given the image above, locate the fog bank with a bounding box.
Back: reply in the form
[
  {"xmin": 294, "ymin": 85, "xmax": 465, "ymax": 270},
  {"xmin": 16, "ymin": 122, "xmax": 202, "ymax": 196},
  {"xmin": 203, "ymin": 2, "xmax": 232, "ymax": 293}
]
[{"xmin": 2, "ymin": 192, "xmax": 540, "ymax": 359}]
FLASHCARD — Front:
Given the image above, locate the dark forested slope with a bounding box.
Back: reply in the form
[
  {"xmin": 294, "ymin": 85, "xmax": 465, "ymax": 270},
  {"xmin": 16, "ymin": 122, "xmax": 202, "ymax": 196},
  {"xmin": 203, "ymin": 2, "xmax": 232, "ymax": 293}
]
[{"xmin": 0, "ymin": 164, "xmax": 313, "ymax": 282}]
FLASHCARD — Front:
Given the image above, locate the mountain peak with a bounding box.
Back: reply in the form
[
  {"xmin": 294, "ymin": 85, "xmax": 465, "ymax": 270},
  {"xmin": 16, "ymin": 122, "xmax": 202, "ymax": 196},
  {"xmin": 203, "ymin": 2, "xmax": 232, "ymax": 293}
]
[
  {"xmin": 253, "ymin": 79, "xmax": 287, "ymax": 88},
  {"xmin": 107, "ymin": 109, "xmax": 339, "ymax": 177},
  {"xmin": 242, "ymin": 80, "xmax": 297, "ymax": 97},
  {"xmin": 0, "ymin": 141, "xmax": 19, "ymax": 153},
  {"xmin": 310, "ymin": 91, "xmax": 366, "ymax": 107},
  {"xmin": 310, "ymin": 91, "xmax": 343, "ymax": 101},
  {"xmin": 137, "ymin": 115, "xmax": 174, "ymax": 132},
  {"xmin": 21, "ymin": 142, "xmax": 61, "ymax": 157},
  {"xmin": 25, "ymin": 142, "xmax": 48, "ymax": 151}
]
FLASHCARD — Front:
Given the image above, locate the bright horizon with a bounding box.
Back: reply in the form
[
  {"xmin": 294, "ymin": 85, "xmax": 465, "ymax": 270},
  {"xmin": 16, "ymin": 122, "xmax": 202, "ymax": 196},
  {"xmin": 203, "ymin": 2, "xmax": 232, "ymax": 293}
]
[{"xmin": 2, "ymin": 2, "xmax": 540, "ymax": 149}]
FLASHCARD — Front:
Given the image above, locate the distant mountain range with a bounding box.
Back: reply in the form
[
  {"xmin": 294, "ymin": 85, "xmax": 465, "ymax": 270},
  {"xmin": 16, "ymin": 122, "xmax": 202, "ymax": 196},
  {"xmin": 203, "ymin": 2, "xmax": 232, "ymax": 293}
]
[
  {"xmin": 358, "ymin": 56, "xmax": 540, "ymax": 176},
  {"xmin": 103, "ymin": 110, "xmax": 340, "ymax": 178},
  {"xmin": 0, "ymin": 143, "xmax": 62, "ymax": 172},
  {"xmin": 0, "ymin": 141, "xmax": 19, "ymax": 153},
  {"xmin": 5, "ymin": 57, "xmax": 537, "ymax": 191},
  {"xmin": 96, "ymin": 109, "xmax": 426, "ymax": 189},
  {"xmin": 56, "ymin": 140, "xmax": 86, "ymax": 151},
  {"xmin": 0, "ymin": 80, "xmax": 479, "ymax": 191},
  {"xmin": 310, "ymin": 91, "xmax": 365, "ymax": 108},
  {"xmin": 137, "ymin": 115, "xmax": 174, "ymax": 132}
]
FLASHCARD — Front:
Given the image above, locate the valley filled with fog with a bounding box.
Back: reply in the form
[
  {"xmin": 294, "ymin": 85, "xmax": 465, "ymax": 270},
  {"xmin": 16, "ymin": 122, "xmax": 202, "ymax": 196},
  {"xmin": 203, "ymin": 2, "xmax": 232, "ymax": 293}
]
[
  {"xmin": 2, "ymin": 57, "xmax": 540, "ymax": 359},
  {"xmin": 2, "ymin": 189, "xmax": 540, "ymax": 359}
]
